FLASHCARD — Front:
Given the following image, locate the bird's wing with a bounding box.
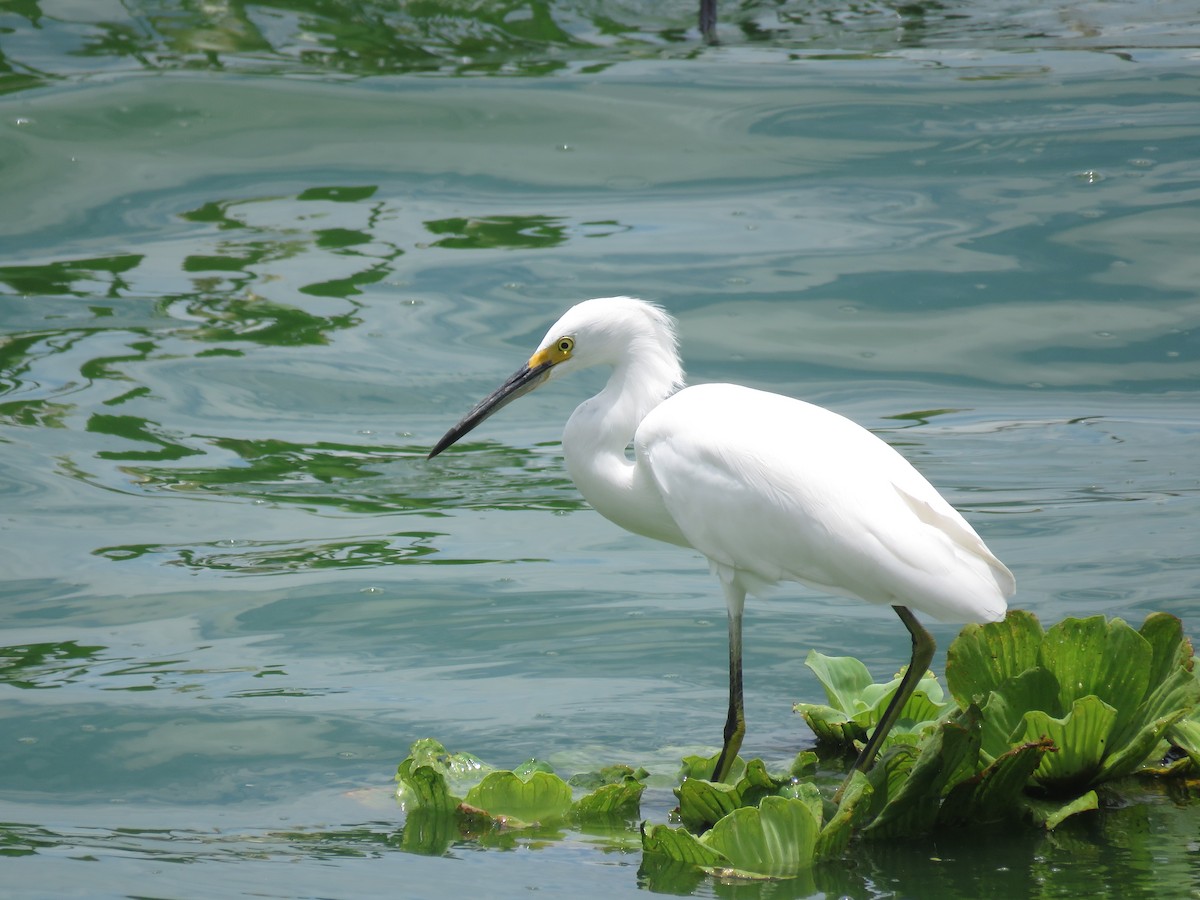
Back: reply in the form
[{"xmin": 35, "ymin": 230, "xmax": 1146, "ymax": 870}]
[{"xmin": 634, "ymin": 383, "xmax": 1011, "ymax": 623}]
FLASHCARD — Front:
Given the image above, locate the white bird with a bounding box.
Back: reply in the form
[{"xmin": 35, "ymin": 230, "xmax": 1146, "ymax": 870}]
[{"xmin": 429, "ymin": 297, "xmax": 1014, "ymax": 795}]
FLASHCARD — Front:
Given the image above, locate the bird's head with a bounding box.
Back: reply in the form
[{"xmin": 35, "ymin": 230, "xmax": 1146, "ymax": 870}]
[{"xmin": 427, "ymin": 296, "xmax": 679, "ymax": 458}]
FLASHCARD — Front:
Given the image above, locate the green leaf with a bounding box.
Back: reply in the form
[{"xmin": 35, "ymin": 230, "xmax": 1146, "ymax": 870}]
[
  {"xmin": 463, "ymin": 771, "xmax": 573, "ymax": 823},
  {"xmin": 1021, "ymin": 696, "xmax": 1117, "ymax": 790},
  {"xmin": 946, "ymin": 609, "xmax": 1044, "ymax": 709},
  {"xmin": 815, "ymin": 771, "xmax": 872, "ymax": 860},
  {"xmin": 396, "ymin": 760, "xmax": 460, "ymax": 813},
  {"xmin": 1022, "ymin": 790, "xmax": 1099, "ymax": 829},
  {"xmin": 938, "ymin": 739, "xmax": 1053, "ymax": 827},
  {"xmin": 798, "ymin": 652, "xmax": 950, "ymax": 755},
  {"xmin": 789, "ymin": 751, "xmax": 819, "ymax": 779},
  {"xmin": 865, "ymin": 720, "xmax": 980, "ymax": 838},
  {"xmin": 733, "ymin": 758, "xmax": 792, "ymax": 810},
  {"xmin": 1039, "ymin": 616, "xmax": 1150, "ymax": 742},
  {"xmin": 676, "ymin": 758, "xmax": 801, "ymax": 832},
  {"xmin": 568, "ymin": 764, "xmax": 648, "ymax": 790},
  {"xmin": 1169, "ymin": 716, "xmax": 1200, "ymax": 768},
  {"xmin": 1140, "ymin": 613, "xmax": 1194, "ymax": 689},
  {"xmin": 641, "ymin": 823, "xmax": 730, "ymax": 869},
  {"xmin": 1097, "ymin": 706, "xmax": 1192, "ymax": 782},
  {"xmin": 794, "ymin": 702, "xmax": 868, "ymax": 747},
  {"xmin": 864, "ymin": 743, "xmax": 920, "ymax": 816},
  {"xmin": 396, "ymin": 738, "xmax": 493, "ymax": 800},
  {"xmin": 702, "ymin": 796, "xmax": 822, "ymax": 878},
  {"xmin": 676, "ymin": 779, "xmax": 740, "ymax": 833},
  {"xmin": 976, "ymin": 667, "xmax": 1062, "ymax": 759},
  {"xmin": 572, "ymin": 779, "xmax": 644, "ymax": 821},
  {"xmin": 679, "ymin": 752, "xmax": 740, "ymax": 782},
  {"xmin": 805, "ymin": 651, "xmax": 876, "ymax": 713}
]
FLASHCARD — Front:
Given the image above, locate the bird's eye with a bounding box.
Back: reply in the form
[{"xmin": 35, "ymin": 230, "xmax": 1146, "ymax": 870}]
[{"xmin": 557, "ymin": 337, "xmax": 574, "ymax": 354}]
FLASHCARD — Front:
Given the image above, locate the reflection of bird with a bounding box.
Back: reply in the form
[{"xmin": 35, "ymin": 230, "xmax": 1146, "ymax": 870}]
[{"xmin": 429, "ymin": 297, "xmax": 1013, "ymax": 794}]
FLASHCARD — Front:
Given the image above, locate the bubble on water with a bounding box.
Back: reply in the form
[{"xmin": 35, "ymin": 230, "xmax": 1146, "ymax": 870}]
[{"xmin": 1075, "ymin": 170, "xmax": 1105, "ymax": 185}]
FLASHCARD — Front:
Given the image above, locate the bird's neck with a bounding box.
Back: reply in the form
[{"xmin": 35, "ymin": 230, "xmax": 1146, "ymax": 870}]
[{"xmin": 561, "ymin": 356, "xmax": 688, "ymax": 546}]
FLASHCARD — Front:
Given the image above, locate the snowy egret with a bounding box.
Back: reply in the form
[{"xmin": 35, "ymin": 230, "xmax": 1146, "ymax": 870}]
[{"xmin": 429, "ymin": 297, "xmax": 1014, "ymax": 793}]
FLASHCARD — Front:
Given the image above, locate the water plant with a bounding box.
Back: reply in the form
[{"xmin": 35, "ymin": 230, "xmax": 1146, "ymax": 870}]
[
  {"xmin": 797, "ymin": 611, "xmax": 1199, "ymax": 795},
  {"xmin": 394, "ymin": 612, "xmax": 1200, "ymax": 881},
  {"xmin": 946, "ymin": 611, "xmax": 1199, "ymax": 794},
  {"xmin": 395, "ymin": 738, "xmax": 646, "ymax": 854}
]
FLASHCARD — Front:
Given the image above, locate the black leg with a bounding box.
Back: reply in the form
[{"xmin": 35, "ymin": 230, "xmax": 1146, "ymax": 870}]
[
  {"xmin": 833, "ymin": 605, "xmax": 935, "ymax": 803},
  {"xmin": 699, "ymin": 0, "xmax": 718, "ymax": 43},
  {"xmin": 711, "ymin": 607, "xmax": 745, "ymax": 783}
]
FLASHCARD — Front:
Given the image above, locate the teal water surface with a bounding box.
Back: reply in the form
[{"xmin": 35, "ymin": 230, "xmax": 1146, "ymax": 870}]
[{"xmin": 2, "ymin": 2, "xmax": 1200, "ymax": 897}]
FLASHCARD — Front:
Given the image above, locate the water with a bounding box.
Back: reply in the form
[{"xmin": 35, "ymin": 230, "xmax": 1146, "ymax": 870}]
[{"xmin": 3, "ymin": 2, "xmax": 1200, "ymax": 897}]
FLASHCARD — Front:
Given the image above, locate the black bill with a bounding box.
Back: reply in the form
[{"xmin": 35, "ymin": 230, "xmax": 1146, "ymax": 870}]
[{"xmin": 427, "ymin": 360, "xmax": 554, "ymax": 459}]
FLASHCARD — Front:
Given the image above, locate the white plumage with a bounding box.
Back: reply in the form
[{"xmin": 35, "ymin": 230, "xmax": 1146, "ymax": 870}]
[{"xmin": 430, "ymin": 296, "xmax": 1014, "ymax": 791}]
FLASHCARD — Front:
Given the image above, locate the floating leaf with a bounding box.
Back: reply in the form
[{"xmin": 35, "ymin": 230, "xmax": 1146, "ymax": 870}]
[
  {"xmin": 815, "ymin": 771, "xmax": 872, "ymax": 860},
  {"xmin": 568, "ymin": 764, "xmax": 648, "ymax": 790},
  {"xmin": 946, "ymin": 609, "xmax": 1043, "ymax": 708},
  {"xmin": 1097, "ymin": 706, "xmax": 1191, "ymax": 783},
  {"xmin": 1023, "ymin": 790, "xmax": 1099, "ymax": 830},
  {"xmin": 677, "ymin": 779, "xmax": 740, "ymax": 833},
  {"xmin": 679, "ymin": 751, "xmax": 740, "ymax": 783},
  {"xmin": 946, "ymin": 612, "xmax": 1200, "ymax": 792},
  {"xmin": 1021, "ymin": 696, "xmax": 1116, "ymax": 791},
  {"xmin": 866, "ymin": 719, "xmax": 979, "ymax": 838},
  {"xmin": 938, "ymin": 738, "xmax": 1053, "ymax": 827},
  {"xmin": 976, "ymin": 667, "xmax": 1062, "ymax": 760},
  {"xmin": 702, "ymin": 796, "xmax": 822, "ymax": 878},
  {"xmin": 641, "ymin": 823, "xmax": 731, "ymax": 869},
  {"xmin": 573, "ymin": 779, "xmax": 645, "ymax": 821},
  {"xmin": 463, "ymin": 771, "xmax": 574, "ymax": 824},
  {"xmin": 676, "ymin": 758, "xmax": 798, "ymax": 832},
  {"xmin": 396, "ymin": 738, "xmax": 492, "ymax": 806},
  {"xmin": 805, "ymin": 651, "xmax": 876, "ymax": 714},
  {"xmin": 1039, "ymin": 616, "xmax": 1149, "ymax": 743},
  {"xmin": 397, "ymin": 761, "xmax": 458, "ymax": 812},
  {"xmin": 1168, "ymin": 716, "xmax": 1200, "ymax": 769},
  {"xmin": 797, "ymin": 651, "xmax": 951, "ymax": 755}
]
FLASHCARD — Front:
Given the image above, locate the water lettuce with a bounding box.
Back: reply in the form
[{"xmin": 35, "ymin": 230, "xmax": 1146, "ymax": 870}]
[
  {"xmin": 395, "ymin": 612, "xmax": 1200, "ymax": 881},
  {"xmin": 946, "ymin": 611, "xmax": 1199, "ymax": 793},
  {"xmin": 794, "ymin": 650, "xmax": 952, "ymax": 750},
  {"xmin": 395, "ymin": 738, "xmax": 646, "ymax": 842}
]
